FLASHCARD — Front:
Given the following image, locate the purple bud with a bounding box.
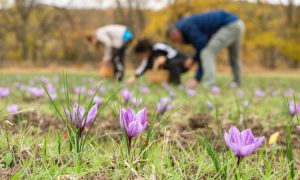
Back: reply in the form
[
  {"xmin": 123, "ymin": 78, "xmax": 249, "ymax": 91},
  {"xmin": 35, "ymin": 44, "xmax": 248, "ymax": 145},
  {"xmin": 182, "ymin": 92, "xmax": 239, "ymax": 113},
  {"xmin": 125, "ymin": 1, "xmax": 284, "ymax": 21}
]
[
  {"xmin": 7, "ymin": 104, "xmax": 18, "ymax": 114},
  {"xmin": 289, "ymin": 101, "xmax": 300, "ymax": 116},
  {"xmin": 254, "ymin": 89, "xmax": 265, "ymax": 97},
  {"xmin": 186, "ymin": 89, "xmax": 197, "ymax": 97},
  {"xmin": 0, "ymin": 87, "xmax": 10, "ymax": 98},
  {"xmin": 211, "ymin": 86, "xmax": 220, "ymax": 94},
  {"xmin": 296, "ymin": 125, "xmax": 300, "ymax": 132},
  {"xmin": 140, "ymin": 86, "xmax": 150, "ymax": 94},
  {"xmin": 122, "ymin": 89, "xmax": 133, "ymax": 103},
  {"xmin": 156, "ymin": 97, "xmax": 172, "ymax": 114},
  {"xmin": 93, "ymin": 96, "xmax": 103, "ymax": 106},
  {"xmin": 131, "ymin": 97, "xmax": 143, "ymax": 107}
]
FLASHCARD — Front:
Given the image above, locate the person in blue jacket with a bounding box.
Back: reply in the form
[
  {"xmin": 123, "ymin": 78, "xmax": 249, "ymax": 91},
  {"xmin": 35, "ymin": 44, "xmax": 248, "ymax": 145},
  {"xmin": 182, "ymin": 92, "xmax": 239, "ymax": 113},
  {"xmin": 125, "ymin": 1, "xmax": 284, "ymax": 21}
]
[{"xmin": 166, "ymin": 10, "xmax": 245, "ymax": 87}]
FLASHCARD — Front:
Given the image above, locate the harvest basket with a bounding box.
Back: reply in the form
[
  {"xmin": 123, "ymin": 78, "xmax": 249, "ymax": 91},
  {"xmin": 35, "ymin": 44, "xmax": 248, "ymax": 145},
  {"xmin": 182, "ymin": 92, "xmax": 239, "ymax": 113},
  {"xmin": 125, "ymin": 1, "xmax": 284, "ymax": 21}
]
[{"xmin": 146, "ymin": 70, "xmax": 169, "ymax": 84}]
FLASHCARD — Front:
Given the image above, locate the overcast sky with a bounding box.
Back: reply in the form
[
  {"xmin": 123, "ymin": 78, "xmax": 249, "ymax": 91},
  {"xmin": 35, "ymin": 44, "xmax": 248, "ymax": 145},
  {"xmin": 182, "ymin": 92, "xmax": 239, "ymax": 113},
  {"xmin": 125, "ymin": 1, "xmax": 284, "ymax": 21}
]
[{"xmin": 1, "ymin": 0, "xmax": 300, "ymax": 10}]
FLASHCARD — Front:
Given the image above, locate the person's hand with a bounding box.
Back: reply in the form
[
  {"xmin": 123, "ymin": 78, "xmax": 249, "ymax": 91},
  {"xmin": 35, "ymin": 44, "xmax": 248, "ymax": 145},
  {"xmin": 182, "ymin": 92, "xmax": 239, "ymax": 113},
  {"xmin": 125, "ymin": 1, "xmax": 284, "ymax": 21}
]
[
  {"xmin": 127, "ymin": 76, "xmax": 137, "ymax": 84},
  {"xmin": 153, "ymin": 56, "xmax": 167, "ymax": 70},
  {"xmin": 187, "ymin": 79, "xmax": 199, "ymax": 88},
  {"xmin": 184, "ymin": 58, "xmax": 194, "ymax": 69}
]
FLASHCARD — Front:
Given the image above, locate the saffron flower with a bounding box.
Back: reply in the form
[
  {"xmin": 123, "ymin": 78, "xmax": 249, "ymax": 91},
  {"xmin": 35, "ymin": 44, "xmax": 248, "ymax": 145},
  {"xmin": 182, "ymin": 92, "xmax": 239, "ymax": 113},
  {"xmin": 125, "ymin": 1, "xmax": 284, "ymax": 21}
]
[
  {"xmin": 211, "ymin": 86, "xmax": 220, "ymax": 94},
  {"xmin": 7, "ymin": 104, "xmax": 18, "ymax": 114},
  {"xmin": 230, "ymin": 82, "xmax": 238, "ymax": 88},
  {"xmin": 224, "ymin": 126, "xmax": 264, "ymax": 158},
  {"xmin": 74, "ymin": 86, "xmax": 87, "ymax": 94},
  {"xmin": 65, "ymin": 103, "xmax": 98, "ymax": 134},
  {"xmin": 28, "ymin": 87, "xmax": 44, "ymax": 97},
  {"xmin": 131, "ymin": 97, "xmax": 143, "ymax": 107},
  {"xmin": 284, "ymin": 88, "xmax": 294, "ymax": 97},
  {"xmin": 93, "ymin": 96, "xmax": 103, "ymax": 106},
  {"xmin": 289, "ymin": 101, "xmax": 300, "ymax": 116},
  {"xmin": 157, "ymin": 97, "xmax": 172, "ymax": 114},
  {"xmin": 121, "ymin": 89, "xmax": 133, "ymax": 104},
  {"xmin": 140, "ymin": 86, "xmax": 150, "ymax": 94},
  {"xmin": 242, "ymin": 100, "xmax": 249, "ymax": 108},
  {"xmin": 186, "ymin": 89, "xmax": 197, "ymax": 97},
  {"xmin": 119, "ymin": 108, "xmax": 148, "ymax": 138},
  {"xmin": 46, "ymin": 83, "xmax": 57, "ymax": 99},
  {"xmin": 207, "ymin": 100, "xmax": 214, "ymax": 111},
  {"xmin": 254, "ymin": 89, "xmax": 265, "ymax": 97},
  {"xmin": 0, "ymin": 87, "xmax": 10, "ymax": 98}
]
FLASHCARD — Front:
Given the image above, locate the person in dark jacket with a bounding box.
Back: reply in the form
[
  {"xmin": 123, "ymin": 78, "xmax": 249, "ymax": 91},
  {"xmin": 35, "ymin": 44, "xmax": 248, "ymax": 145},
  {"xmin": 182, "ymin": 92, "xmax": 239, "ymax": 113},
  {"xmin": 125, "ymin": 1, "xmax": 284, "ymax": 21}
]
[
  {"xmin": 166, "ymin": 10, "xmax": 245, "ymax": 87},
  {"xmin": 127, "ymin": 39, "xmax": 192, "ymax": 85}
]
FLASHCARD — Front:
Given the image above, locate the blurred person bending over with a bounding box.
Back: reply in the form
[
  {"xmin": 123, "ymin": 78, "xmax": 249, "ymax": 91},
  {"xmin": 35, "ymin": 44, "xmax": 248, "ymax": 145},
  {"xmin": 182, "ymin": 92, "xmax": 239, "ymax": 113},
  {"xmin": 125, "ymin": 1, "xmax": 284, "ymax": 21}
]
[
  {"xmin": 87, "ymin": 24, "xmax": 133, "ymax": 81},
  {"xmin": 128, "ymin": 39, "xmax": 192, "ymax": 85},
  {"xmin": 166, "ymin": 10, "xmax": 245, "ymax": 87}
]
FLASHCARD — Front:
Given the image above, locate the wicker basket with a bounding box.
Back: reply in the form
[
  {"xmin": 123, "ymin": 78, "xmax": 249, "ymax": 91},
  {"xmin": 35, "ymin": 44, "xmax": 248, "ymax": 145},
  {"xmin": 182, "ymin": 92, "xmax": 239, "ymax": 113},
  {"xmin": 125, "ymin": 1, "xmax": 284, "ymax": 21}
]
[
  {"xmin": 146, "ymin": 70, "xmax": 169, "ymax": 84},
  {"xmin": 99, "ymin": 65, "xmax": 114, "ymax": 79}
]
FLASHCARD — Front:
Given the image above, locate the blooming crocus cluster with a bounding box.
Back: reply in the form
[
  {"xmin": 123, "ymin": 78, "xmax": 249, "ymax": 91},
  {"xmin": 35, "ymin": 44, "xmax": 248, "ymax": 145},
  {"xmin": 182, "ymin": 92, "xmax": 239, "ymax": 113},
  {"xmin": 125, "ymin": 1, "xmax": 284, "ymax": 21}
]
[
  {"xmin": 65, "ymin": 103, "xmax": 98, "ymax": 136},
  {"xmin": 7, "ymin": 104, "xmax": 18, "ymax": 115},
  {"xmin": 156, "ymin": 97, "xmax": 172, "ymax": 114},
  {"xmin": 254, "ymin": 89, "xmax": 265, "ymax": 97},
  {"xmin": 121, "ymin": 89, "xmax": 133, "ymax": 104},
  {"xmin": 119, "ymin": 108, "xmax": 148, "ymax": 139},
  {"xmin": 211, "ymin": 86, "xmax": 220, "ymax": 94},
  {"xmin": 224, "ymin": 126, "xmax": 264, "ymax": 158},
  {"xmin": 289, "ymin": 101, "xmax": 300, "ymax": 117},
  {"xmin": 0, "ymin": 87, "xmax": 10, "ymax": 98}
]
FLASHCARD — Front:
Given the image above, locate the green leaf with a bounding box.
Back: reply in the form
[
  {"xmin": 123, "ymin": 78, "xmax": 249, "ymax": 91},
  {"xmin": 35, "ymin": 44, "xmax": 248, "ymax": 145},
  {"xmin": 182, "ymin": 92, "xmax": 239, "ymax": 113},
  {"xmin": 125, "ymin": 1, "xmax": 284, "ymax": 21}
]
[{"xmin": 2, "ymin": 152, "xmax": 13, "ymax": 167}]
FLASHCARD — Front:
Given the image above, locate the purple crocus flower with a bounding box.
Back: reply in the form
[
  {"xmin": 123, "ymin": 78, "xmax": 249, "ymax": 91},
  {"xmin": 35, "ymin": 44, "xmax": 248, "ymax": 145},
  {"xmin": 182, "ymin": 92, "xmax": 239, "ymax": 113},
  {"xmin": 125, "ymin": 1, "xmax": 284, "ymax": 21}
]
[
  {"xmin": 284, "ymin": 88, "xmax": 294, "ymax": 97},
  {"xmin": 88, "ymin": 89, "xmax": 96, "ymax": 97},
  {"xmin": 65, "ymin": 103, "xmax": 98, "ymax": 134},
  {"xmin": 119, "ymin": 108, "xmax": 148, "ymax": 138},
  {"xmin": 186, "ymin": 89, "xmax": 197, "ymax": 97},
  {"xmin": 140, "ymin": 86, "xmax": 150, "ymax": 94},
  {"xmin": 242, "ymin": 100, "xmax": 249, "ymax": 108},
  {"xmin": 7, "ymin": 104, "xmax": 18, "ymax": 114},
  {"xmin": 296, "ymin": 125, "xmax": 300, "ymax": 132},
  {"xmin": 254, "ymin": 89, "xmax": 265, "ymax": 97},
  {"xmin": 47, "ymin": 83, "xmax": 57, "ymax": 99},
  {"xmin": 121, "ymin": 89, "xmax": 133, "ymax": 104},
  {"xmin": 211, "ymin": 86, "xmax": 220, "ymax": 94},
  {"xmin": 0, "ymin": 87, "xmax": 10, "ymax": 98},
  {"xmin": 237, "ymin": 90, "xmax": 245, "ymax": 98},
  {"xmin": 131, "ymin": 97, "xmax": 143, "ymax": 107},
  {"xmin": 74, "ymin": 86, "xmax": 87, "ymax": 94},
  {"xmin": 93, "ymin": 96, "xmax": 103, "ymax": 106},
  {"xmin": 224, "ymin": 126, "xmax": 264, "ymax": 158},
  {"xmin": 207, "ymin": 100, "xmax": 214, "ymax": 111},
  {"xmin": 28, "ymin": 87, "xmax": 44, "ymax": 97},
  {"xmin": 230, "ymin": 82, "xmax": 238, "ymax": 88},
  {"xmin": 289, "ymin": 101, "xmax": 300, "ymax": 116},
  {"xmin": 99, "ymin": 86, "xmax": 106, "ymax": 95},
  {"xmin": 156, "ymin": 97, "xmax": 172, "ymax": 114}
]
